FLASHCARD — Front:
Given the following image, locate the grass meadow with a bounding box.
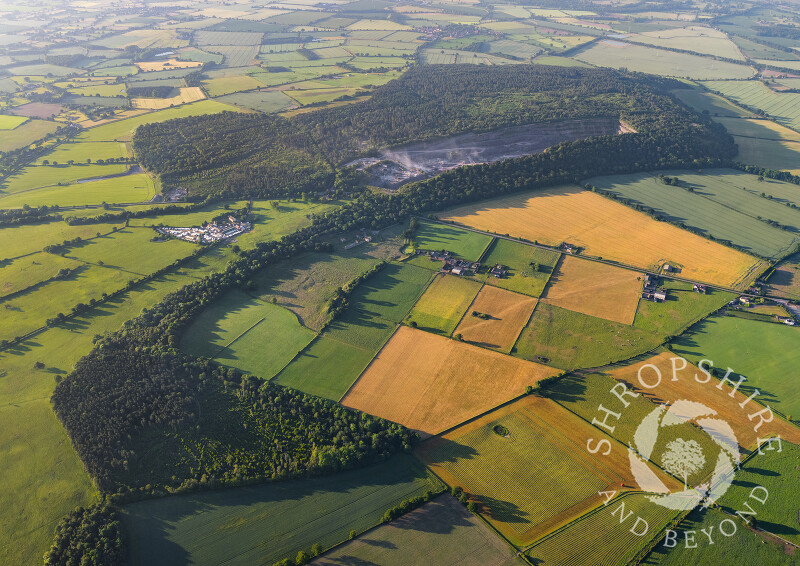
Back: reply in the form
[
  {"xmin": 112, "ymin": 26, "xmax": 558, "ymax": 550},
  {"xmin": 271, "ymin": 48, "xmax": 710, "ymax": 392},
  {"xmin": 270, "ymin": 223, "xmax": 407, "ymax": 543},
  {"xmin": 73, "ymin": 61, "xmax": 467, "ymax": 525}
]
[
  {"xmin": 0, "ymin": 253, "xmax": 83, "ymax": 297},
  {"xmin": 480, "ymin": 238, "xmax": 560, "ymax": 297},
  {"xmin": 0, "ymin": 221, "xmax": 124, "ymax": 260},
  {"xmin": 0, "ymin": 119, "xmax": 59, "ymax": 152},
  {"xmin": 1, "ymin": 163, "xmax": 128, "ymax": 195},
  {"xmin": 413, "ymin": 219, "xmax": 493, "ymax": 261},
  {"xmin": 35, "ymin": 141, "xmax": 130, "ymax": 164},
  {"xmin": 0, "ymin": 174, "xmax": 157, "ymax": 208},
  {"xmin": 121, "ymin": 455, "xmax": 442, "ymax": 566}
]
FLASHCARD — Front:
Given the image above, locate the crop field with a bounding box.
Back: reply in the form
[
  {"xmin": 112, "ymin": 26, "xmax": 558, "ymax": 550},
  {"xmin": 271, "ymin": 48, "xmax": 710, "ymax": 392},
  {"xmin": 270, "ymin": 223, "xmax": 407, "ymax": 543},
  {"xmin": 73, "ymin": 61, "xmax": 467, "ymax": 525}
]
[
  {"xmin": 442, "ymin": 186, "xmax": 764, "ymax": 289},
  {"xmin": 205, "ymin": 45, "xmax": 260, "ymax": 67},
  {"xmin": 644, "ymin": 507, "xmax": 798, "ymax": 565},
  {"xmin": 134, "ymin": 58, "xmax": 201, "ymax": 72},
  {"xmin": 0, "ymin": 173, "xmax": 157, "ymax": 208},
  {"xmin": 0, "ymin": 113, "xmax": 27, "ymax": 129},
  {"xmin": 420, "ymin": 48, "xmax": 516, "ymax": 66},
  {"xmin": 405, "ymin": 274, "xmax": 482, "ymax": 335},
  {"xmin": 203, "ymin": 73, "xmax": 264, "ymax": 96},
  {"xmin": 9, "ymin": 102, "xmax": 62, "ymax": 118},
  {"xmin": 122, "ymin": 455, "xmax": 442, "ymax": 566},
  {"xmin": 719, "ymin": 442, "xmax": 800, "ymax": 545},
  {"xmin": 274, "ymin": 335, "xmax": 377, "ymax": 401},
  {"xmin": 606, "ymin": 351, "xmax": 800, "ymax": 449},
  {"xmin": 195, "ymin": 30, "xmax": 264, "ymax": 46},
  {"xmin": 416, "ymin": 395, "xmax": 680, "ymax": 547},
  {"xmin": 314, "ymin": 495, "xmax": 523, "ymax": 566},
  {"xmin": 702, "ymin": 80, "xmax": 800, "ymax": 132},
  {"xmin": 527, "ymin": 493, "xmax": 680, "ymax": 565},
  {"xmin": 1, "ymin": 163, "xmax": 128, "ymax": 194},
  {"xmin": 713, "ymin": 117, "xmax": 800, "ymax": 141},
  {"xmin": 573, "ymin": 43, "xmax": 753, "ymax": 79},
  {"xmin": 730, "ymin": 136, "xmax": 800, "ymax": 175},
  {"xmin": 589, "ymin": 170, "xmax": 800, "ymax": 259},
  {"xmin": 342, "ymin": 326, "xmax": 558, "ymax": 435},
  {"xmin": 218, "ymin": 89, "xmax": 294, "ymax": 112},
  {"xmin": 35, "ymin": 141, "xmax": 129, "ymax": 164},
  {"xmin": 77, "ymin": 99, "xmax": 239, "ymax": 142},
  {"xmin": 131, "ymin": 86, "xmax": 206, "ymax": 109},
  {"xmin": 630, "ymin": 26, "xmax": 744, "ymax": 60},
  {"xmin": 413, "ymin": 219, "xmax": 492, "ymax": 261},
  {"xmin": 480, "ymin": 239, "xmax": 559, "ymax": 297},
  {"xmin": 454, "ymin": 285, "xmax": 538, "ymax": 352},
  {"xmin": 0, "ymin": 119, "xmax": 58, "ymax": 151},
  {"xmin": 322, "ymin": 263, "xmax": 432, "ymax": 350},
  {"xmin": 670, "ymin": 315, "xmax": 800, "ymax": 419},
  {"xmin": 0, "ymin": 253, "xmax": 83, "ymax": 298},
  {"xmin": 540, "ymin": 257, "xmax": 642, "ymax": 325}
]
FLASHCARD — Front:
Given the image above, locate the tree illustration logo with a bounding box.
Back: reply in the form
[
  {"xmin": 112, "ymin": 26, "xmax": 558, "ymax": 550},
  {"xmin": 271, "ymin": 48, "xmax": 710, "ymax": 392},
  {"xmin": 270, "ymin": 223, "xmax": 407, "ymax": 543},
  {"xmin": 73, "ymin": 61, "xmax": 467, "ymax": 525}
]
[{"xmin": 628, "ymin": 399, "xmax": 740, "ymax": 510}]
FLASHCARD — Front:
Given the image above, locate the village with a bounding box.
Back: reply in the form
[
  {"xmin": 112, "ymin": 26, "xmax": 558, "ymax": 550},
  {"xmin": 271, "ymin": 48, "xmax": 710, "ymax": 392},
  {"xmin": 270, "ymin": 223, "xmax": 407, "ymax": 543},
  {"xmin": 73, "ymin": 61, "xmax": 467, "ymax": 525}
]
[{"xmin": 154, "ymin": 215, "xmax": 251, "ymax": 244}]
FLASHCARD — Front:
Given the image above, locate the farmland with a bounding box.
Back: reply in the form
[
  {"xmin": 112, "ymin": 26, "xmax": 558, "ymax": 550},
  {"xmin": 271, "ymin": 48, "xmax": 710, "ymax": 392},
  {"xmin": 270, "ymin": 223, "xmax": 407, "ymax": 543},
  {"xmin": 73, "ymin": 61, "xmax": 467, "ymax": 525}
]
[
  {"xmin": 606, "ymin": 351, "xmax": 800, "ymax": 449},
  {"xmin": 441, "ymin": 185, "xmax": 764, "ymax": 288},
  {"xmin": 0, "ymin": 253, "xmax": 82, "ymax": 298},
  {"xmin": 527, "ymin": 493, "xmax": 681, "ymax": 566},
  {"xmin": 1, "ymin": 163, "xmax": 128, "ymax": 195},
  {"xmin": 0, "ymin": 114, "xmax": 27, "ymax": 129},
  {"xmin": 405, "ymin": 274, "xmax": 482, "ymax": 335},
  {"xmin": 480, "ymin": 238, "xmax": 560, "ymax": 297},
  {"xmin": 313, "ymin": 495, "xmax": 523, "ymax": 566},
  {"xmin": 630, "ymin": 26, "xmax": 744, "ymax": 60},
  {"xmin": 0, "ymin": 174, "xmax": 157, "ymax": 208},
  {"xmin": 454, "ymin": 285, "xmax": 538, "ymax": 352},
  {"xmin": 413, "ymin": 219, "xmax": 493, "ymax": 262},
  {"xmin": 416, "ymin": 395, "xmax": 680, "ymax": 546},
  {"xmin": 34, "ymin": 141, "xmax": 129, "ymax": 164},
  {"xmin": 130, "ymin": 86, "xmax": 206, "ymax": 109},
  {"xmin": 672, "ymin": 88, "xmax": 753, "ymax": 118},
  {"xmin": 0, "ymin": 119, "xmax": 58, "ymax": 151},
  {"xmin": 342, "ymin": 326, "xmax": 558, "ymax": 435},
  {"xmin": 122, "ymin": 455, "xmax": 442, "ymax": 566},
  {"xmin": 588, "ymin": 170, "xmax": 800, "ymax": 259},
  {"xmin": 573, "ymin": 42, "xmax": 753, "ymax": 79},
  {"xmin": 540, "ymin": 257, "xmax": 643, "ymax": 325},
  {"xmin": 765, "ymin": 253, "xmax": 800, "ymax": 298},
  {"xmin": 671, "ymin": 315, "xmax": 800, "ymax": 419},
  {"xmin": 702, "ymin": 80, "xmax": 800, "ymax": 132}
]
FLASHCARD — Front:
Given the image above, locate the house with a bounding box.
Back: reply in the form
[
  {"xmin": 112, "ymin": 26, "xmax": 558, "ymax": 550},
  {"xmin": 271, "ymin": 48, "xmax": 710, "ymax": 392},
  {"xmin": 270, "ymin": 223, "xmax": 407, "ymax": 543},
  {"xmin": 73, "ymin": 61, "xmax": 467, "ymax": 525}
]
[
  {"xmin": 783, "ymin": 318, "xmax": 797, "ymax": 326},
  {"xmin": 490, "ymin": 264, "xmax": 507, "ymax": 278},
  {"xmin": 451, "ymin": 267, "xmax": 463, "ymax": 276},
  {"xmin": 663, "ymin": 264, "xmax": 672, "ymax": 273},
  {"xmin": 739, "ymin": 296, "xmax": 751, "ymax": 306},
  {"xmin": 653, "ymin": 289, "xmax": 667, "ymax": 302},
  {"xmin": 692, "ymin": 283, "xmax": 707, "ymax": 294},
  {"xmin": 563, "ymin": 243, "xmax": 576, "ymax": 254}
]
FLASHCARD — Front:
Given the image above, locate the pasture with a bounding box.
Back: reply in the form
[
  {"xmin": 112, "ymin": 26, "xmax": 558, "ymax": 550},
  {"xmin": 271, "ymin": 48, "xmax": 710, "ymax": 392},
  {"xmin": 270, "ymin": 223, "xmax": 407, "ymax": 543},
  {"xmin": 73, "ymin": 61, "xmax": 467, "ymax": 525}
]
[
  {"xmin": 134, "ymin": 58, "xmax": 201, "ymax": 72},
  {"xmin": 730, "ymin": 136, "xmax": 800, "ymax": 175},
  {"xmin": 527, "ymin": 493, "xmax": 680, "ymax": 565},
  {"xmin": 588, "ymin": 170, "xmax": 800, "ymax": 259},
  {"xmin": 703, "ymin": 80, "xmax": 800, "ymax": 132},
  {"xmin": 480, "ymin": 238, "xmax": 560, "ymax": 297},
  {"xmin": 540, "ymin": 257, "xmax": 643, "ymax": 325},
  {"xmin": 274, "ymin": 336, "xmax": 377, "ymax": 401},
  {"xmin": 122, "ymin": 455, "xmax": 442, "ymax": 566},
  {"xmin": 313, "ymin": 495, "xmax": 523, "ymax": 566},
  {"xmin": 0, "ymin": 174, "xmax": 156, "ymax": 208},
  {"xmin": 630, "ymin": 26, "xmax": 744, "ymax": 60},
  {"xmin": 218, "ymin": 90, "xmax": 294, "ymax": 112},
  {"xmin": 0, "ymin": 119, "xmax": 58, "ymax": 152},
  {"xmin": 413, "ymin": 219, "xmax": 492, "ymax": 261},
  {"xmin": 606, "ymin": 351, "xmax": 800, "ymax": 449},
  {"xmin": 416, "ymin": 395, "xmax": 679, "ymax": 547},
  {"xmin": 454, "ymin": 286, "xmax": 538, "ymax": 352},
  {"xmin": 573, "ymin": 42, "xmax": 753, "ymax": 79},
  {"xmin": 672, "ymin": 88, "xmax": 753, "ymax": 118},
  {"xmin": 405, "ymin": 274, "xmax": 481, "ymax": 335},
  {"xmin": 322, "ymin": 263, "xmax": 432, "ymax": 350},
  {"xmin": 35, "ymin": 141, "xmax": 129, "ymax": 165},
  {"xmin": 342, "ymin": 326, "xmax": 558, "ymax": 435},
  {"xmin": 0, "ymin": 221, "xmax": 123, "ymax": 261},
  {"xmin": 0, "ymin": 163, "xmax": 128, "ymax": 195},
  {"xmin": 441, "ymin": 185, "xmax": 763, "ymax": 289},
  {"xmin": 0, "ymin": 114, "xmax": 28, "ymax": 129},
  {"xmin": 0, "ymin": 253, "xmax": 83, "ymax": 298},
  {"xmin": 203, "ymin": 74, "xmax": 264, "ymax": 96},
  {"xmin": 670, "ymin": 315, "xmax": 800, "ymax": 420}
]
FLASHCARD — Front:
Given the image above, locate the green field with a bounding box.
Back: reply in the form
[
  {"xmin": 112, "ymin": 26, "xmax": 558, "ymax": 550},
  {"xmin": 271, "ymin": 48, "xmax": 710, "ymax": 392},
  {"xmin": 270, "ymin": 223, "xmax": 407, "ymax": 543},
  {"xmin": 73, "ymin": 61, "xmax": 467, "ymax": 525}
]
[
  {"xmin": 672, "ymin": 88, "xmax": 753, "ymax": 118},
  {"xmin": 588, "ymin": 170, "xmax": 800, "ymax": 259},
  {"xmin": 413, "ymin": 219, "xmax": 492, "ymax": 261},
  {"xmin": 315, "ymin": 495, "xmax": 523, "ymax": 566},
  {"xmin": 0, "ymin": 114, "xmax": 28, "ymax": 129},
  {"xmin": 0, "ymin": 119, "xmax": 59, "ymax": 152},
  {"xmin": 671, "ymin": 315, "xmax": 800, "ymax": 419},
  {"xmin": 718, "ymin": 442, "xmax": 800, "ymax": 545},
  {"xmin": 0, "ymin": 163, "xmax": 128, "ymax": 195},
  {"xmin": 78, "ymin": 100, "xmax": 240, "ymax": 141},
  {"xmin": 121, "ymin": 455, "xmax": 442, "ymax": 566},
  {"xmin": 629, "ymin": 27, "xmax": 744, "ymax": 60},
  {"xmin": 0, "ymin": 253, "xmax": 83, "ymax": 298},
  {"xmin": 323, "ymin": 262, "xmax": 433, "ymax": 350},
  {"xmin": 702, "ymin": 80, "xmax": 800, "ymax": 132},
  {"xmin": 644, "ymin": 507, "xmax": 798, "ymax": 565},
  {"xmin": 730, "ymin": 135, "xmax": 800, "ymax": 174},
  {"xmin": 405, "ymin": 274, "xmax": 482, "ymax": 335},
  {"xmin": 218, "ymin": 89, "xmax": 294, "ymax": 112},
  {"xmin": 481, "ymin": 238, "xmax": 560, "ymax": 297},
  {"xmin": 273, "ymin": 335, "xmax": 377, "ymax": 400},
  {"xmin": 0, "ymin": 173, "xmax": 156, "ymax": 208},
  {"xmin": 35, "ymin": 141, "xmax": 130, "ymax": 164},
  {"xmin": 0, "ymin": 221, "xmax": 124, "ymax": 261},
  {"xmin": 527, "ymin": 493, "xmax": 680, "ymax": 565},
  {"xmin": 574, "ymin": 42, "xmax": 753, "ymax": 80},
  {"xmin": 515, "ymin": 279, "xmax": 733, "ymax": 370}
]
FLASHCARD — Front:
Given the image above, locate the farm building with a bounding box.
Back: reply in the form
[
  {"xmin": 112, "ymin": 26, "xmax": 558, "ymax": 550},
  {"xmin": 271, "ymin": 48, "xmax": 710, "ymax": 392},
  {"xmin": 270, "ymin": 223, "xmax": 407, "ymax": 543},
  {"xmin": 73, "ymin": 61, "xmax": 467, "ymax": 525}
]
[
  {"xmin": 490, "ymin": 264, "xmax": 508, "ymax": 278},
  {"xmin": 692, "ymin": 283, "xmax": 707, "ymax": 293},
  {"xmin": 642, "ymin": 274, "xmax": 667, "ymax": 302}
]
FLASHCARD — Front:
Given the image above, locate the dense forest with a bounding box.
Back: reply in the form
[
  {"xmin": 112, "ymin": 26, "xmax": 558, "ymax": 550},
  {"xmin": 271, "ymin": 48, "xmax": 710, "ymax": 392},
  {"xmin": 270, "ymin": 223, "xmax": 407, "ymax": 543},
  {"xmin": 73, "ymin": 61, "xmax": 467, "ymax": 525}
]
[
  {"xmin": 43, "ymin": 505, "xmax": 126, "ymax": 566},
  {"xmin": 133, "ymin": 64, "xmax": 736, "ymax": 199}
]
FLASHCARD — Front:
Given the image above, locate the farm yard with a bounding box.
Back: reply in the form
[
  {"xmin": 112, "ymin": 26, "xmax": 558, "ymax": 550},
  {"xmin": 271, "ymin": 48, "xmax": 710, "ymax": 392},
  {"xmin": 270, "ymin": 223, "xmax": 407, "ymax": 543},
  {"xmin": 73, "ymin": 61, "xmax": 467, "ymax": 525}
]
[
  {"xmin": 454, "ymin": 285, "xmax": 538, "ymax": 352},
  {"xmin": 540, "ymin": 257, "xmax": 643, "ymax": 325},
  {"xmin": 342, "ymin": 326, "xmax": 558, "ymax": 435},
  {"xmin": 416, "ymin": 395, "xmax": 680, "ymax": 547},
  {"xmin": 441, "ymin": 185, "xmax": 764, "ymax": 288}
]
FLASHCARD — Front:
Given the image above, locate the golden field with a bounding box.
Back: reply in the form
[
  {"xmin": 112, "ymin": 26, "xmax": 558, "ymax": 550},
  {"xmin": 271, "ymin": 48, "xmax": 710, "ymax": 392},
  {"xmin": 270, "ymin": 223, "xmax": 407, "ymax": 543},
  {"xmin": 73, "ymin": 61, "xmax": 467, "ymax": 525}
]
[
  {"xmin": 134, "ymin": 58, "xmax": 202, "ymax": 72},
  {"xmin": 131, "ymin": 87, "xmax": 206, "ymax": 110},
  {"xmin": 454, "ymin": 285, "xmax": 537, "ymax": 352}
]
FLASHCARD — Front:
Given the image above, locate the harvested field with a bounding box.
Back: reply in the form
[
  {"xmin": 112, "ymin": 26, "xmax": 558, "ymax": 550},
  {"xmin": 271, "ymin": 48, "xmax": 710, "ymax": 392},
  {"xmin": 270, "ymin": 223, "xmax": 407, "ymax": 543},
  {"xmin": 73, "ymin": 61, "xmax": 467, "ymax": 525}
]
[
  {"xmin": 441, "ymin": 185, "xmax": 764, "ymax": 289},
  {"xmin": 415, "ymin": 395, "xmax": 680, "ymax": 547},
  {"xmin": 454, "ymin": 285, "xmax": 538, "ymax": 352},
  {"xmin": 606, "ymin": 351, "xmax": 800, "ymax": 450},
  {"xmin": 313, "ymin": 495, "xmax": 523, "ymax": 566},
  {"xmin": 540, "ymin": 256, "xmax": 643, "ymax": 325},
  {"xmin": 342, "ymin": 326, "xmax": 558, "ymax": 435},
  {"xmin": 134, "ymin": 59, "xmax": 201, "ymax": 72},
  {"xmin": 131, "ymin": 86, "xmax": 206, "ymax": 109},
  {"xmin": 405, "ymin": 274, "xmax": 481, "ymax": 335}
]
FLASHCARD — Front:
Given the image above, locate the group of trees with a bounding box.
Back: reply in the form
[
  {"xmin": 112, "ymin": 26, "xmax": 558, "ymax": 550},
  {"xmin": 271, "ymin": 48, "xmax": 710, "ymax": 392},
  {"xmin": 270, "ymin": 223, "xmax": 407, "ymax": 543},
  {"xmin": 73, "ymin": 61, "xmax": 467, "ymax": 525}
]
[
  {"xmin": 0, "ymin": 204, "xmax": 62, "ymax": 227},
  {"xmin": 43, "ymin": 505, "xmax": 125, "ymax": 566}
]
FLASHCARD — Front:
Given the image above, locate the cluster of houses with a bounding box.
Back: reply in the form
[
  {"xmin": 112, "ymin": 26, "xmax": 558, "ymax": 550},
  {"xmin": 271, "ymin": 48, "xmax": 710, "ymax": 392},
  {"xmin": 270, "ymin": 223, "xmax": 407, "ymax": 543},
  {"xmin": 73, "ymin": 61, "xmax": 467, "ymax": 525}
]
[
  {"xmin": 642, "ymin": 274, "xmax": 667, "ymax": 302},
  {"xmin": 417, "ymin": 249, "xmax": 481, "ymax": 276},
  {"xmin": 341, "ymin": 229, "xmax": 380, "ymax": 250},
  {"xmin": 155, "ymin": 216, "xmax": 251, "ymax": 244}
]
